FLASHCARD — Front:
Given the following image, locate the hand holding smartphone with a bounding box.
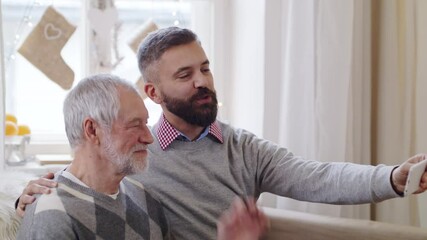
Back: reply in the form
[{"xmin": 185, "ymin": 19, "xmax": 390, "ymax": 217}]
[{"xmin": 403, "ymin": 159, "xmax": 427, "ymax": 197}]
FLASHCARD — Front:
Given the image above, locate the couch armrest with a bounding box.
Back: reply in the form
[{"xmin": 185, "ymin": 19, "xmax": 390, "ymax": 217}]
[
  {"xmin": 0, "ymin": 171, "xmax": 37, "ymax": 240},
  {"xmin": 262, "ymin": 207, "xmax": 427, "ymax": 240}
]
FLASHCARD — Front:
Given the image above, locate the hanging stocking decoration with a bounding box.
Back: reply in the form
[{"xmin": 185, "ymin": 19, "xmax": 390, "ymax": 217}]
[
  {"xmin": 128, "ymin": 19, "xmax": 158, "ymax": 53},
  {"xmin": 128, "ymin": 19, "xmax": 159, "ymax": 98},
  {"xmin": 18, "ymin": 6, "xmax": 76, "ymax": 90}
]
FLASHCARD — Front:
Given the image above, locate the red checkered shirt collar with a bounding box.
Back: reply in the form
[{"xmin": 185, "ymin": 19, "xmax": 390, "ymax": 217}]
[{"xmin": 156, "ymin": 114, "xmax": 223, "ymax": 150}]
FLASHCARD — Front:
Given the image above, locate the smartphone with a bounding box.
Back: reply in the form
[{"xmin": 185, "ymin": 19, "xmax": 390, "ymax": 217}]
[{"xmin": 403, "ymin": 159, "xmax": 427, "ymax": 197}]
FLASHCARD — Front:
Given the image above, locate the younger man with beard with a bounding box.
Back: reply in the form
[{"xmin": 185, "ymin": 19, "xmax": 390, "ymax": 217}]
[{"xmin": 133, "ymin": 27, "xmax": 427, "ymax": 239}]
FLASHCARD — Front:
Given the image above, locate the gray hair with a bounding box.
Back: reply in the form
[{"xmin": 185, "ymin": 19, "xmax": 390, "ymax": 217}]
[
  {"xmin": 63, "ymin": 74, "xmax": 140, "ymax": 148},
  {"xmin": 137, "ymin": 27, "xmax": 199, "ymax": 82}
]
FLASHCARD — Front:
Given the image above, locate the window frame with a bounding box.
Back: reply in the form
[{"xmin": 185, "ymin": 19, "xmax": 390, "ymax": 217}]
[{"xmin": 2, "ymin": 0, "xmax": 218, "ymax": 160}]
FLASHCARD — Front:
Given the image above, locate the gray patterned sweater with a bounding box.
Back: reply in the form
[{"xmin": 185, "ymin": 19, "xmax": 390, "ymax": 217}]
[
  {"xmin": 17, "ymin": 174, "xmax": 169, "ymax": 240},
  {"xmin": 134, "ymin": 120, "xmax": 399, "ymax": 239}
]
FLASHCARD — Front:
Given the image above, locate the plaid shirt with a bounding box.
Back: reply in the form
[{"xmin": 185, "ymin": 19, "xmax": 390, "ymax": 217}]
[{"xmin": 156, "ymin": 114, "xmax": 223, "ymax": 150}]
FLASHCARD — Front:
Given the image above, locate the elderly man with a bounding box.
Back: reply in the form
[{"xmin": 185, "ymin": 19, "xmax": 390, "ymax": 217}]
[
  {"xmin": 16, "ymin": 74, "xmax": 168, "ymax": 239},
  {"xmin": 17, "ymin": 28, "xmax": 427, "ymax": 239}
]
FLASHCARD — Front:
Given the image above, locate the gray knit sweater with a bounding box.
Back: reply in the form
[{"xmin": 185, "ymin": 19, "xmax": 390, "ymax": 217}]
[
  {"xmin": 17, "ymin": 174, "xmax": 170, "ymax": 240},
  {"xmin": 133, "ymin": 120, "xmax": 399, "ymax": 240}
]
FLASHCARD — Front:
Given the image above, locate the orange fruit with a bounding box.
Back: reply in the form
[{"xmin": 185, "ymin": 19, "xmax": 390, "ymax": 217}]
[
  {"xmin": 5, "ymin": 121, "xmax": 19, "ymax": 136},
  {"xmin": 5, "ymin": 113, "xmax": 17, "ymax": 124},
  {"xmin": 18, "ymin": 124, "xmax": 31, "ymax": 135}
]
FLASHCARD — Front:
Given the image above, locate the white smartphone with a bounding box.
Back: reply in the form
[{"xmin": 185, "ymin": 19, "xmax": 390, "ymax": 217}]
[{"xmin": 403, "ymin": 159, "xmax": 427, "ymax": 197}]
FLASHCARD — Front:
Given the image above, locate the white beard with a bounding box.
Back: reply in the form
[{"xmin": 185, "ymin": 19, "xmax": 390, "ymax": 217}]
[{"xmin": 102, "ymin": 133, "xmax": 148, "ymax": 175}]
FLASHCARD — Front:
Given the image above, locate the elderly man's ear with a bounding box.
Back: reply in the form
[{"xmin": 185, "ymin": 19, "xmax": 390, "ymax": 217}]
[{"xmin": 83, "ymin": 118, "xmax": 100, "ymax": 145}]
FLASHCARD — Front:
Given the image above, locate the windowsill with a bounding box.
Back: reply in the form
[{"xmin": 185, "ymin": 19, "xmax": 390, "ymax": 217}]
[
  {"xmin": 5, "ymin": 154, "xmax": 71, "ymax": 176},
  {"xmin": 26, "ymin": 142, "xmax": 71, "ymax": 155}
]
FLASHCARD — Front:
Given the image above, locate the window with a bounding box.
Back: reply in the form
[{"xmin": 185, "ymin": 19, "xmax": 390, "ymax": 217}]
[{"xmin": 2, "ymin": 0, "xmax": 213, "ymax": 155}]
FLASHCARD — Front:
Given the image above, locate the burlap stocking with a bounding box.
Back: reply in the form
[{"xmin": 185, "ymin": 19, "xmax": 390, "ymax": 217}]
[
  {"xmin": 18, "ymin": 6, "xmax": 76, "ymax": 90},
  {"xmin": 128, "ymin": 19, "xmax": 158, "ymax": 99},
  {"xmin": 128, "ymin": 19, "xmax": 158, "ymax": 53}
]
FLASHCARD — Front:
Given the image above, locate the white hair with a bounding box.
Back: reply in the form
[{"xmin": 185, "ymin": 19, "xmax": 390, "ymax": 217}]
[{"xmin": 63, "ymin": 74, "xmax": 140, "ymax": 148}]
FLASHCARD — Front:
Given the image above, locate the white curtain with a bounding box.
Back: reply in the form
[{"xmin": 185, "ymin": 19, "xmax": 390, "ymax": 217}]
[
  {"xmin": 269, "ymin": 0, "xmax": 427, "ymax": 227},
  {"xmin": 372, "ymin": 0, "xmax": 427, "ymax": 227},
  {"xmin": 273, "ymin": 0, "xmax": 371, "ymax": 220}
]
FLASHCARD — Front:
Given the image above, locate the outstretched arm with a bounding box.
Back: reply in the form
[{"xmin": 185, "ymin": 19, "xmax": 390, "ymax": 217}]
[
  {"xmin": 217, "ymin": 197, "xmax": 269, "ymax": 240},
  {"xmin": 15, "ymin": 172, "xmax": 57, "ymax": 217}
]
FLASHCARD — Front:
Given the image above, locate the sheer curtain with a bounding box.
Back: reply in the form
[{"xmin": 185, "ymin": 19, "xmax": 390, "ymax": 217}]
[
  {"xmin": 371, "ymin": 0, "xmax": 427, "ymax": 227},
  {"xmin": 272, "ymin": 0, "xmax": 371, "ymax": 220},
  {"xmin": 269, "ymin": 0, "xmax": 427, "ymax": 226}
]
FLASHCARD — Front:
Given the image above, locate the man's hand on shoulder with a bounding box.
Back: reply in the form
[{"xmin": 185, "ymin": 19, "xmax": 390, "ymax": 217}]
[{"xmin": 16, "ymin": 172, "xmax": 58, "ymax": 217}]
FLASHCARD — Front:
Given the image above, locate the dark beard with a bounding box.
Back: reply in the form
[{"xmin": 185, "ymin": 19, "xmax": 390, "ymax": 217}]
[{"xmin": 163, "ymin": 88, "xmax": 218, "ymax": 127}]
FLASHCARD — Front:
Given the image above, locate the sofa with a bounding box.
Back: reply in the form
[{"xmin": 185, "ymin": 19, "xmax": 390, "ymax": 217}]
[
  {"xmin": 0, "ymin": 171, "xmax": 35, "ymax": 240},
  {"xmin": 262, "ymin": 206, "xmax": 427, "ymax": 240},
  {"xmin": 1, "ymin": 171, "xmax": 427, "ymax": 239}
]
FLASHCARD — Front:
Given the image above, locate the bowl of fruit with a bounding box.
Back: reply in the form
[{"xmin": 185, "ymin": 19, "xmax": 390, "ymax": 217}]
[{"xmin": 4, "ymin": 113, "xmax": 31, "ymax": 166}]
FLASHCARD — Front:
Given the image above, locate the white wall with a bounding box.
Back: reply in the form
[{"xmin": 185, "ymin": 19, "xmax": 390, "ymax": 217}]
[
  {"xmin": 226, "ymin": 0, "xmax": 266, "ymax": 137},
  {"xmin": 0, "ymin": 3, "xmax": 5, "ymax": 171},
  {"xmin": 217, "ymin": 1, "xmax": 285, "ymax": 139},
  {"xmin": 211, "ymin": 0, "xmax": 232, "ymax": 123}
]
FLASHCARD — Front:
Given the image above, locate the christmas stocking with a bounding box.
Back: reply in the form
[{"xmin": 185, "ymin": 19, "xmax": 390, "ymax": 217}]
[
  {"xmin": 128, "ymin": 19, "xmax": 158, "ymax": 53},
  {"xmin": 128, "ymin": 19, "xmax": 158, "ymax": 98},
  {"xmin": 18, "ymin": 6, "xmax": 76, "ymax": 90}
]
